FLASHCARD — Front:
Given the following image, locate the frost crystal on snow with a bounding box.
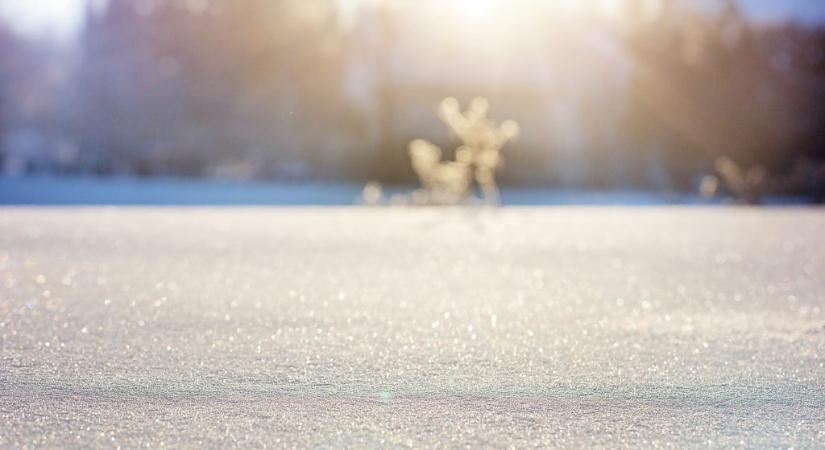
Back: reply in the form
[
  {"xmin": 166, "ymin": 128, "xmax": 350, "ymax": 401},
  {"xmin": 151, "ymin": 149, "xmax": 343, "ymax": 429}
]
[{"xmin": 1, "ymin": 208, "xmax": 824, "ymax": 448}]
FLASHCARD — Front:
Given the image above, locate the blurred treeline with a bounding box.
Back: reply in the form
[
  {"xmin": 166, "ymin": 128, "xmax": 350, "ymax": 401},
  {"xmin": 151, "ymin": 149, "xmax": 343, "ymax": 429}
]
[
  {"xmin": 75, "ymin": 0, "xmax": 356, "ymax": 179},
  {"xmin": 0, "ymin": 0, "xmax": 823, "ymax": 196},
  {"xmin": 623, "ymin": 0, "xmax": 825, "ymax": 194}
]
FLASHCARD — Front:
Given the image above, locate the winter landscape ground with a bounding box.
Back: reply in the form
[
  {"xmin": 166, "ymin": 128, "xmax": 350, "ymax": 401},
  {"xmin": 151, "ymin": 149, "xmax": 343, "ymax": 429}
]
[{"xmin": 1, "ymin": 207, "xmax": 824, "ymax": 448}]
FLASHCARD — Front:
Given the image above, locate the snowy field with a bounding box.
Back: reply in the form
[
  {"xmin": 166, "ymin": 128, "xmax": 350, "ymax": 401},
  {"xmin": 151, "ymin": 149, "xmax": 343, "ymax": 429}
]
[{"xmin": 1, "ymin": 207, "xmax": 824, "ymax": 448}]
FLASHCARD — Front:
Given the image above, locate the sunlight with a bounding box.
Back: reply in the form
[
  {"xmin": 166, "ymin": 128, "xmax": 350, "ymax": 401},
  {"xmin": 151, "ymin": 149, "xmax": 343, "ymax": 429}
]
[
  {"xmin": 446, "ymin": 0, "xmax": 500, "ymax": 22},
  {"xmin": 338, "ymin": 0, "xmax": 629, "ymax": 29},
  {"xmin": 596, "ymin": 0, "xmax": 625, "ymax": 19},
  {"xmin": 440, "ymin": 0, "xmax": 617, "ymax": 24}
]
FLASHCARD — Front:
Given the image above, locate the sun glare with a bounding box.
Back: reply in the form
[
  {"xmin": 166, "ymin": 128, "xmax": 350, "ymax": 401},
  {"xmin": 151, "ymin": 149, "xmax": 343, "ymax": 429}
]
[
  {"xmin": 340, "ymin": 0, "xmax": 628, "ymax": 26},
  {"xmin": 427, "ymin": 0, "xmax": 627, "ymax": 27},
  {"xmin": 447, "ymin": 0, "xmax": 500, "ymax": 22}
]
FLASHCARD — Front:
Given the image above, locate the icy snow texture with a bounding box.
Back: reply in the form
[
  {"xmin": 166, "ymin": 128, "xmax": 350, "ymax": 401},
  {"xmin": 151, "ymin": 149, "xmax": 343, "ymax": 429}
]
[{"xmin": 1, "ymin": 208, "xmax": 823, "ymax": 448}]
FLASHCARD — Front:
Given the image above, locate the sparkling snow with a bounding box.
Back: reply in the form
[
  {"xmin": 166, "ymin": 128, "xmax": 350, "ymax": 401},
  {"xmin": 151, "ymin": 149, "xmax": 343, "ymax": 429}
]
[{"xmin": 1, "ymin": 208, "xmax": 823, "ymax": 448}]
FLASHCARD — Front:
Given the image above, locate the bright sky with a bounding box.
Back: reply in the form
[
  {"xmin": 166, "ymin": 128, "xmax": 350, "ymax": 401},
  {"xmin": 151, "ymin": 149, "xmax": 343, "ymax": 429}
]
[
  {"xmin": 741, "ymin": 0, "xmax": 825, "ymax": 23},
  {"xmin": 0, "ymin": 0, "xmax": 85, "ymax": 37},
  {"xmin": 1, "ymin": 0, "xmax": 823, "ymax": 39}
]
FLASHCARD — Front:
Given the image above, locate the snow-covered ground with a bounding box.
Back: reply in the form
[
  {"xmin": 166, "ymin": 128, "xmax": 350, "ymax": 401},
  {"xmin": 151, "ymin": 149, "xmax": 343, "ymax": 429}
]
[{"xmin": 1, "ymin": 208, "xmax": 823, "ymax": 448}]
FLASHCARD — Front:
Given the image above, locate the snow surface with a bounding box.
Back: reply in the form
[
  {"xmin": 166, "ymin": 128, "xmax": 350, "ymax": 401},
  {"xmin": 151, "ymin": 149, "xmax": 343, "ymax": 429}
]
[{"xmin": 1, "ymin": 207, "xmax": 824, "ymax": 448}]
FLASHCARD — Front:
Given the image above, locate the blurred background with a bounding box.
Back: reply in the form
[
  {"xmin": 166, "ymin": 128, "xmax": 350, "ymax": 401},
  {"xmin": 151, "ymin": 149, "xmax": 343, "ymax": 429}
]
[{"xmin": 1, "ymin": 0, "xmax": 824, "ymax": 203}]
